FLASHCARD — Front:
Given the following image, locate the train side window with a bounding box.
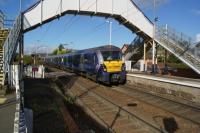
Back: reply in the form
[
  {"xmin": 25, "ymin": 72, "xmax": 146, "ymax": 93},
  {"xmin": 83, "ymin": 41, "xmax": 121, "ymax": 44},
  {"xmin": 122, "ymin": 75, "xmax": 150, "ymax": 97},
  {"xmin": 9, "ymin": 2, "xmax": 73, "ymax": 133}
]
[
  {"xmin": 84, "ymin": 54, "xmax": 89, "ymax": 64},
  {"xmin": 73, "ymin": 54, "xmax": 81, "ymax": 65},
  {"xmin": 64, "ymin": 57, "xmax": 67, "ymax": 63},
  {"xmin": 93, "ymin": 54, "xmax": 98, "ymax": 65},
  {"xmin": 89, "ymin": 54, "xmax": 93, "ymax": 64}
]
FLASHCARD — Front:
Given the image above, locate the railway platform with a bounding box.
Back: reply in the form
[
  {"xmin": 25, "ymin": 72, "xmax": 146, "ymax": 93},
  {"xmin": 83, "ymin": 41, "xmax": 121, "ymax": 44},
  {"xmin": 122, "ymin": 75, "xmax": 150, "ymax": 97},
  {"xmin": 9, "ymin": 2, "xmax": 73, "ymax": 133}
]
[
  {"xmin": 127, "ymin": 71, "xmax": 200, "ymax": 88},
  {"xmin": 127, "ymin": 72, "xmax": 200, "ymax": 108}
]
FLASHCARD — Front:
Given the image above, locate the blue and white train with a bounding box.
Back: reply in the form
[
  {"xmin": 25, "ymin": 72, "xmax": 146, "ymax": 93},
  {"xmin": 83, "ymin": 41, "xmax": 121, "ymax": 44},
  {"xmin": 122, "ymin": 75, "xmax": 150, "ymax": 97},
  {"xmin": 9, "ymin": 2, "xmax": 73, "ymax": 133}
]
[{"xmin": 45, "ymin": 45, "xmax": 126, "ymax": 84}]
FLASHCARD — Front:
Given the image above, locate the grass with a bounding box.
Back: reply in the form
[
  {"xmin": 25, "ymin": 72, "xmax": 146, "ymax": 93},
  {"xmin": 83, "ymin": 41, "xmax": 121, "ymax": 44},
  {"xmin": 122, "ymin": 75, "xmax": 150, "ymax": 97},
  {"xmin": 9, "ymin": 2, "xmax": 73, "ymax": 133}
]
[{"xmin": 167, "ymin": 63, "xmax": 189, "ymax": 69}]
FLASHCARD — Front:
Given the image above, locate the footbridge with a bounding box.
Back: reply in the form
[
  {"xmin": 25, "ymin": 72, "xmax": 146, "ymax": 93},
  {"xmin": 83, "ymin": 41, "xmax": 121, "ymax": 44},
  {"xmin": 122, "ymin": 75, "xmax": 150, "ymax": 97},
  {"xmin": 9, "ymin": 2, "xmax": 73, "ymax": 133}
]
[{"xmin": 1, "ymin": 0, "xmax": 200, "ymax": 132}]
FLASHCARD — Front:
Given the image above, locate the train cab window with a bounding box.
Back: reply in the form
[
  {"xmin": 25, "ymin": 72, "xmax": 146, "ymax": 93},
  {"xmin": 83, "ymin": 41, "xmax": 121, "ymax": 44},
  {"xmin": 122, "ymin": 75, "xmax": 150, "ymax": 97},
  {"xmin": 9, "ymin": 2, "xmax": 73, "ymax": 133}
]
[{"xmin": 101, "ymin": 51, "xmax": 122, "ymax": 61}]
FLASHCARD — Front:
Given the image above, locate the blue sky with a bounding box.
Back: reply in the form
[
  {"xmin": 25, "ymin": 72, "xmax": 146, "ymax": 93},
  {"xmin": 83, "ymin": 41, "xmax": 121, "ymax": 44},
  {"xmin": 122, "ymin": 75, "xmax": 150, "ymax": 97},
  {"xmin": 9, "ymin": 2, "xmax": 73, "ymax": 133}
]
[{"xmin": 0, "ymin": 0, "xmax": 200, "ymax": 54}]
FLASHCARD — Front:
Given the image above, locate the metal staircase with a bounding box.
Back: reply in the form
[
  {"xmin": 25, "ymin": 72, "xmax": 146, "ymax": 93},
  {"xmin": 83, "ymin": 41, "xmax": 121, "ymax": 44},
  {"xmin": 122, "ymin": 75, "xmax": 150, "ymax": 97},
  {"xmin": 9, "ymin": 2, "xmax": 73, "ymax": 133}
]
[
  {"xmin": 124, "ymin": 25, "xmax": 200, "ymax": 75},
  {"xmin": 0, "ymin": 29, "xmax": 9, "ymax": 86},
  {"xmin": 155, "ymin": 26, "xmax": 200, "ymax": 74},
  {"xmin": 124, "ymin": 36, "xmax": 151, "ymax": 64},
  {"xmin": 3, "ymin": 14, "xmax": 22, "ymax": 86}
]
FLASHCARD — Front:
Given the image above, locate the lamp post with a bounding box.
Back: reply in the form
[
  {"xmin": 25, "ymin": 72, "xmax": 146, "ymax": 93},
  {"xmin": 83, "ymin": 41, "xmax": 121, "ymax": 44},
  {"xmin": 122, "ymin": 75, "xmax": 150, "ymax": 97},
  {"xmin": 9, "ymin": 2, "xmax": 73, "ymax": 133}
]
[
  {"xmin": 106, "ymin": 19, "xmax": 112, "ymax": 46},
  {"xmin": 152, "ymin": 0, "xmax": 157, "ymax": 73}
]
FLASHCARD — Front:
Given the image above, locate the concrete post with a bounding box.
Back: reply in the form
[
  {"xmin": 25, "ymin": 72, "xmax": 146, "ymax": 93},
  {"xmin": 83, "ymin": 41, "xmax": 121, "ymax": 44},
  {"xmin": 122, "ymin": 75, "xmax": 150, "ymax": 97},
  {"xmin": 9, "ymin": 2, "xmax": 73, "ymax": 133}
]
[
  {"xmin": 42, "ymin": 65, "xmax": 45, "ymax": 79},
  {"xmin": 15, "ymin": 65, "xmax": 20, "ymax": 100}
]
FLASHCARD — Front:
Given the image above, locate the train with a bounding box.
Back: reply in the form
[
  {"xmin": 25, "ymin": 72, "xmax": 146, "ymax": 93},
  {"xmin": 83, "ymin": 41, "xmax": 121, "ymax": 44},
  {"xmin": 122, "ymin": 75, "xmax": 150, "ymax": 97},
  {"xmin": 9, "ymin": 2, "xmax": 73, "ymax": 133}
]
[{"xmin": 44, "ymin": 45, "xmax": 126, "ymax": 84}]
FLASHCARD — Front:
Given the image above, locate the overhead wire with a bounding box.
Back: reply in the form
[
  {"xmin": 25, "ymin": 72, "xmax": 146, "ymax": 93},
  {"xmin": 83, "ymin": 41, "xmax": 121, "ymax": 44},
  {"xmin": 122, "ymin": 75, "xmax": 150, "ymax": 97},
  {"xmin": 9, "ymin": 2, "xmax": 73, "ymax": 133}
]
[
  {"xmin": 74, "ymin": 4, "xmax": 139, "ymax": 43},
  {"xmin": 41, "ymin": 0, "xmax": 140, "ymax": 47},
  {"xmin": 55, "ymin": 0, "xmax": 98, "ymax": 42}
]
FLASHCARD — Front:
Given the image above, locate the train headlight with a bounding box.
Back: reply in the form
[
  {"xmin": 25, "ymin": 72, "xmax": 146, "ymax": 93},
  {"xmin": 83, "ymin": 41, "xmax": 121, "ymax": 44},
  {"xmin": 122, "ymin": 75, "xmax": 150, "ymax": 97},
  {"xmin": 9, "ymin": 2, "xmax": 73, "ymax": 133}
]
[
  {"xmin": 100, "ymin": 64, "xmax": 107, "ymax": 72},
  {"xmin": 121, "ymin": 63, "xmax": 126, "ymax": 71},
  {"xmin": 103, "ymin": 64, "xmax": 107, "ymax": 72}
]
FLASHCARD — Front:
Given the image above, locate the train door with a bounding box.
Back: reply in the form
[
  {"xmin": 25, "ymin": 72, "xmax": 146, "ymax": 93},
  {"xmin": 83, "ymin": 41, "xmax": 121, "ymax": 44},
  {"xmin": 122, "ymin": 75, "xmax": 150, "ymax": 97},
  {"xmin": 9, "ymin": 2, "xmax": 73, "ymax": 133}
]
[
  {"xmin": 80, "ymin": 54, "xmax": 84, "ymax": 72},
  {"xmin": 83, "ymin": 53, "xmax": 90, "ymax": 73},
  {"xmin": 91, "ymin": 53, "xmax": 98, "ymax": 75}
]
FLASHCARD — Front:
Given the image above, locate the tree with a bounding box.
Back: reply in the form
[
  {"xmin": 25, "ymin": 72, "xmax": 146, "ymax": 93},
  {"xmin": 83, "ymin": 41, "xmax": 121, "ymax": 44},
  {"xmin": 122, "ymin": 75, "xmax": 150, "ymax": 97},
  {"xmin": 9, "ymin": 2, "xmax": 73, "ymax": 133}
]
[
  {"xmin": 52, "ymin": 49, "xmax": 58, "ymax": 55},
  {"xmin": 58, "ymin": 44, "xmax": 65, "ymax": 51},
  {"xmin": 51, "ymin": 48, "xmax": 71, "ymax": 55}
]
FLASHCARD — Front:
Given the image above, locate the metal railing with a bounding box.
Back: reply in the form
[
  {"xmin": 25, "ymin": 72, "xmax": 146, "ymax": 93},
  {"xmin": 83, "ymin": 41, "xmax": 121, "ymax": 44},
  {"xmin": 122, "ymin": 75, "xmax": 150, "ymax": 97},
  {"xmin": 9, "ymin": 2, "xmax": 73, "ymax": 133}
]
[
  {"xmin": 155, "ymin": 25, "xmax": 200, "ymax": 73},
  {"xmin": 125, "ymin": 36, "xmax": 144, "ymax": 60},
  {"xmin": 3, "ymin": 14, "xmax": 21, "ymax": 85}
]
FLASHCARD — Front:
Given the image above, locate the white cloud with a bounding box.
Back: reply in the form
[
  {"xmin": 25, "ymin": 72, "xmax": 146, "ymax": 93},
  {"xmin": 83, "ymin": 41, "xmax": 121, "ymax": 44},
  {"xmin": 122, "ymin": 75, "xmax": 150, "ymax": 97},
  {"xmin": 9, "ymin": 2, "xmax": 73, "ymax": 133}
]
[
  {"xmin": 196, "ymin": 33, "xmax": 200, "ymax": 42},
  {"xmin": 24, "ymin": 44, "xmax": 56, "ymax": 55},
  {"xmin": 190, "ymin": 9, "xmax": 200, "ymax": 15},
  {"xmin": 0, "ymin": 0, "xmax": 12, "ymax": 6},
  {"xmin": 133, "ymin": 0, "xmax": 169, "ymax": 9}
]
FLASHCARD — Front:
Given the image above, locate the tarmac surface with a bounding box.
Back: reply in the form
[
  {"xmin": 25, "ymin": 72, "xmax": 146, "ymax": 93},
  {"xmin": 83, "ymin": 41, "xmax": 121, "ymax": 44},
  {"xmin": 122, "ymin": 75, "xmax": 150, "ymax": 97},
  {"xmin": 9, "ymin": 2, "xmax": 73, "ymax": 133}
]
[{"xmin": 0, "ymin": 93, "xmax": 16, "ymax": 133}]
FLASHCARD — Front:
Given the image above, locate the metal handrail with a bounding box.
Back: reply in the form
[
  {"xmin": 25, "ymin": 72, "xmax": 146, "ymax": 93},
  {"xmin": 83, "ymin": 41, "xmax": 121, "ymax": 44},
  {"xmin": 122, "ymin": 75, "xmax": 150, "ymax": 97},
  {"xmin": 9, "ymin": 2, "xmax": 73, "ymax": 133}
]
[
  {"xmin": 155, "ymin": 26, "xmax": 200, "ymax": 73},
  {"xmin": 3, "ymin": 14, "xmax": 21, "ymax": 85},
  {"xmin": 125, "ymin": 36, "xmax": 144, "ymax": 60}
]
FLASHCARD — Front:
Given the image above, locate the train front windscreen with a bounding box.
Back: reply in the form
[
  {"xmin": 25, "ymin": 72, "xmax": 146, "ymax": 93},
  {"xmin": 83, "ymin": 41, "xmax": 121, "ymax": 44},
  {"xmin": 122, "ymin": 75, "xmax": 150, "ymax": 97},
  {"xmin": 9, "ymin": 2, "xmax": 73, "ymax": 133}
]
[{"xmin": 101, "ymin": 51, "xmax": 122, "ymax": 61}]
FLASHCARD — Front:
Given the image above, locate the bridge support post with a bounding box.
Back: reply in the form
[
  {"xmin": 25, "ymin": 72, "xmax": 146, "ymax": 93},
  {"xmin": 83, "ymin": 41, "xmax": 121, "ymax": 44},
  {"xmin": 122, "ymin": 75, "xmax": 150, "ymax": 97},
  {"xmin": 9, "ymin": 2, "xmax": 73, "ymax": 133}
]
[
  {"xmin": 163, "ymin": 49, "xmax": 168, "ymax": 74},
  {"xmin": 152, "ymin": 40, "xmax": 156, "ymax": 73},
  {"xmin": 143, "ymin": 43, "xmax": 147, "ymax": 72},
  {"xmin": 19, "ymin": 12, "xmax": 24, "ymax": 110},
  {"xmin": 19, "ymin": 33, "xmax": 24, "ymax": 109}
]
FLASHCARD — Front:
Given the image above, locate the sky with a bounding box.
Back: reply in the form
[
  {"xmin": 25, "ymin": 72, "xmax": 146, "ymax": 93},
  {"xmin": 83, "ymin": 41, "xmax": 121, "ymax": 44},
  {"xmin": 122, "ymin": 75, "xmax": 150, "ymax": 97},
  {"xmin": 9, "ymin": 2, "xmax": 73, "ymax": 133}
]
[{"xmin": 0, "ymin": 0, "xmax": 200, "ymax": 54}]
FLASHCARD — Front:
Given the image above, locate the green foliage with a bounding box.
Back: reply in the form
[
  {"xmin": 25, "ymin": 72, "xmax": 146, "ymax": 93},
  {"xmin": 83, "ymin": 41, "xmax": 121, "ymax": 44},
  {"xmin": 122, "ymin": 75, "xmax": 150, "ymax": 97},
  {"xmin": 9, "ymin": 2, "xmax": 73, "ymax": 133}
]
[
  {"xmin": 51, "ymin": 48, "xmax": 71, "ymax": 55},
  {"xmin": 168, "ymin": 63, "xmax": 189, "ymax": 69},
  {"xmin": 58, "ymin": 44, "xmax": 65, "ymax": 51},
  {"xmin": 52, "ymin": 49, "xmax": 58, "ymax": 55},
  {"xmin": 24, "ymin": 55, "xmax": 32, "ymax": 65},
  {"xmin": 167, "ymin": 54, "xmax": 182, "ymax": 63},
  {"xmin": 14, "ymin": 54, "xmax": 32, "ymax": 64}
]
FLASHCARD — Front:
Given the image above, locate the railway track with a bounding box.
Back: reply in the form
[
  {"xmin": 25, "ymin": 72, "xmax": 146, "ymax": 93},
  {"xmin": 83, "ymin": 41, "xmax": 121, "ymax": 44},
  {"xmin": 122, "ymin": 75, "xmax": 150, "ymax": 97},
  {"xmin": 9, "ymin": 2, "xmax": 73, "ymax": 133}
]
[
  {"xmin": 68, "ymin": 80, "xmax": 162, "ymax": 133},
  {"xmin": 48, "ymin": 67, "xmax": 200, "ymax": 133},
  {"xmin": 116, "ymin": 84, "xmax": 200, "ymax": 125}
]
